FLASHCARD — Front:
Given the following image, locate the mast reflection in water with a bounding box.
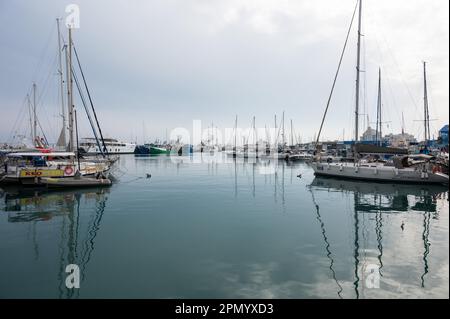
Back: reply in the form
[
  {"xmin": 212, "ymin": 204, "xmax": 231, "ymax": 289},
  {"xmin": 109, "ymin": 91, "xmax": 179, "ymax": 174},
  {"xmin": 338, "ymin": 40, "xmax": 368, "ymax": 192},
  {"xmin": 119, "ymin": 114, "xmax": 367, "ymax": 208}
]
[
  {"xmin": 310, "ymin": 177, "xmax": 448, "ymax": 299},
  {"xmin": 0, "ymin": 186, "xmax": 108, "ymax": 299}
]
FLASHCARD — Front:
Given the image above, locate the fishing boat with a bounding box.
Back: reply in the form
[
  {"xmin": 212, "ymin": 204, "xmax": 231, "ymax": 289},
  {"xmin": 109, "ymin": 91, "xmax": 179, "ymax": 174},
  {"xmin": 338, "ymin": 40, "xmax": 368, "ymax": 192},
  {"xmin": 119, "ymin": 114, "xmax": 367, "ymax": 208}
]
[
  {"xmin": 150, "ymin": 145, "xmax": 170, "ymax": 155},
  {"xmin": 310, "ymin": 0, "xmax": 449, "ymax": 185},
  {"xmin": 134, "ymin": 144, "xmax": 170, "ymax": 155}
]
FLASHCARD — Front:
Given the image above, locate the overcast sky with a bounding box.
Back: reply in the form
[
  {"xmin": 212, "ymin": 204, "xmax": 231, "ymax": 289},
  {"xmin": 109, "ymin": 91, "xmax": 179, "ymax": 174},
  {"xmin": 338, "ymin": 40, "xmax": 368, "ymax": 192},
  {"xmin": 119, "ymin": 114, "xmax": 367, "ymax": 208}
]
[{"xmin": 0, "ymin": 0, "xmax": 448, "ymax": 144}]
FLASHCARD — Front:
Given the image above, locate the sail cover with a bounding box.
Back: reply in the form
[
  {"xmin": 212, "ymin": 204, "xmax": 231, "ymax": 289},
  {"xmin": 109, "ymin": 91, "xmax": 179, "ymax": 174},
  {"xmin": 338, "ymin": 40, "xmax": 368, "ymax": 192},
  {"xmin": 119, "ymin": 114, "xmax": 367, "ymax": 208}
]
[{"xmin": 354, "ymin": 144, "xmax": 408, "ymax": 155}]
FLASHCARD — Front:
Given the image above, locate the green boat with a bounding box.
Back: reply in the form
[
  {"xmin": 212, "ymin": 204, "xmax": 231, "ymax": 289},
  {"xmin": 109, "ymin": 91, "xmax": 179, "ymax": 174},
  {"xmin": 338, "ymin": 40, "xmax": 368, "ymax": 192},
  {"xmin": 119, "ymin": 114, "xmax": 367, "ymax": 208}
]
[
  {"xmin": 149, "ymin": 145, "xmax": 170, "ymax": 155},
  {"xmin": 134, "ymin": 144, "xmax": 171, "ymax": 155}
]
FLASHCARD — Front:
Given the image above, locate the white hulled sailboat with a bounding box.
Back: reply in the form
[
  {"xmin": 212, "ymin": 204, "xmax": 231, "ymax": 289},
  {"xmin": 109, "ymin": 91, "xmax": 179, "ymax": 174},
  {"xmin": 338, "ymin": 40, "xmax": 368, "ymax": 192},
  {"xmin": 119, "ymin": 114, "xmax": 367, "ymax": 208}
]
[{"xmin": 310, "ymin": 0, "xmax": 448, "ymax": 185}]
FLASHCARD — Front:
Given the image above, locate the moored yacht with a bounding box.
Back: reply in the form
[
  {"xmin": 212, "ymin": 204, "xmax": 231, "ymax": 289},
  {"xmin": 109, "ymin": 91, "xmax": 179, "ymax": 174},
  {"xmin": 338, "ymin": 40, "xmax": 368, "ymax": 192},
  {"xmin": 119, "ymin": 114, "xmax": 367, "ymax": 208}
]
[
  {"xmin": 311, "ymin": 154, "xmax": 448, "ymax": 185},
  {"xmin": 289, "ymin": 152, "xmax": 313, "ymax": 162},
  {"xmin": 80, "ymin": 138, "xmax": 136, "ymax": 154},
  {"xmin": 0, "ymin": 152, "xmax": 110, "ymax": 185},
  {"xmin": 310, "ymin": 0, "xmax": 448, "ymax": 185}
]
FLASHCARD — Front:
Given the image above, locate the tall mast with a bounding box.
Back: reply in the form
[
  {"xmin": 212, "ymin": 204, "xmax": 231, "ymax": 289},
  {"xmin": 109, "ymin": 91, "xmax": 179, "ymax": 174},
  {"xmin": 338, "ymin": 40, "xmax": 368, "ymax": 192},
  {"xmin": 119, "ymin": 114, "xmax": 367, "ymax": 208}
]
[
  {"xmin": 354, "ymin": 0, "xmax": 362, "ymax": 142},
  {"xmin": 401, "ymin": 112, "xmax": 406, "ymax": 146},
  {"xmin": 402, "ymin": 112, "xmax": 405, "ymax": 135},
  {"xmin": 234, "ymin": 115, "xmax": 237, "ymax": 150},
  {"xmin": 252, "ymin": 116, "xmax": 256, "ymax": 146},
  {"xmin": 375, "ymin": 68, "xmax": 382, "ymax": 146},
  {"xmin": 423, "ymin": 61, "xmax": 430, "ymax": 145},
  {"xmin": 290, "ymin": 119, "xmax": 294, "ymax": 146},
  {"xmin": 282, "ymin": 111, "xmax": 285, "ymax": 146},
  {"xmin": 74, "ymin": 109, "xmax": 81, "ymax": 171},
  {"xmin": 216, "ymin": 124, "xmax": 218, "ymax": 146},
  {"xmin": 66, "ymin": 27, "xmax": 74, "ymax": 152},
  {"xmin": 33, "ymin": 82, "xmax": 37, "ymax": 144},
  {"xmin": 274, "ymin": 114, "xmax": 277, "ymax": 148},
  {"xmin": 26, "ymin": 94, "xmax": 33, "ymax": 141},
  {"xmin": 56, "ymin": 18, "xmax": 66, "ymax": 147}
]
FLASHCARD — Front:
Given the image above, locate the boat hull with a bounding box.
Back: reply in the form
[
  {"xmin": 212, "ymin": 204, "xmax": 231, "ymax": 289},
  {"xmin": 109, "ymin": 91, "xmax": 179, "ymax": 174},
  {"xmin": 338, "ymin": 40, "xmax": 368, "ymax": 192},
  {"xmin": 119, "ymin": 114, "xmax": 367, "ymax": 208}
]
[
  {"xmin": 311, "ymin": 176, "xmax": 448, "ymax": 196},
  {"xmin": 42, "ymin": 177, "xmax": 112, "ymax": 188},
  {"xmin": 289, "ymin": 154, "xmax": 313, "ymax": 161},
  {"xmin": 80, "ymin": 141, "xmax": 136, "ymax": 154},
  {"xmin": 135, "ymin": 145, "xmax": 171, "ymax": 155},
  {"xmin": 311, "ymin": 162, "xmax": 449, "ymax": 185},
  {"xmin": 150, "ymin": 147, "xmax": 170, "ymax": 155}
]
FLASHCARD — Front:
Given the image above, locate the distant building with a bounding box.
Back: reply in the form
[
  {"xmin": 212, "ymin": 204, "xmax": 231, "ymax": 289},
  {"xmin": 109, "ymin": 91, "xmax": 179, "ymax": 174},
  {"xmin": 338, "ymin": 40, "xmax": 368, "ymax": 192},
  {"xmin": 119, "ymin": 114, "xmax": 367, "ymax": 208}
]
[
  {"xmin": 360, "ymin": 126, "xmax": 416, "ymax": 148},
  {"xmin": 361, "ymin": 126, "xmax": 377, "ymax": 142},
  {"xmin": 384, "ymin": 132, "xmax": 416, "ymax": 148},
  {"xmin": 438, "ymin": 125, "xmax": 449, "ymax": 145}
]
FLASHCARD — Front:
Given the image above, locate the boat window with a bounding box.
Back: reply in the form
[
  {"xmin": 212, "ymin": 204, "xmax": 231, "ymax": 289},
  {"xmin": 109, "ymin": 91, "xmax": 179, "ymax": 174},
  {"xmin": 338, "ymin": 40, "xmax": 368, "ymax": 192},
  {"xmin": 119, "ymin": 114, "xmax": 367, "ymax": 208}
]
[{"xmin": 32, "ymin": 156, "xmax": 47, "ymax": 167}]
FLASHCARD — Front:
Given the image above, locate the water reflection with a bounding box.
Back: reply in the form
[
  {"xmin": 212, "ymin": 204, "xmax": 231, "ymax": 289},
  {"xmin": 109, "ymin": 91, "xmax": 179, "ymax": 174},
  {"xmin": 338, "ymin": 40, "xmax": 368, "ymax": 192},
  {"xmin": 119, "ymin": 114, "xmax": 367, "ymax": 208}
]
[
  {"xmin": 309, "ymin": 177, "xmax": 448, "ymax": 298},
  {"xmin": 309, "ymin": 188, "xmax": 344, "ymax": 298},
  {"xmin": 0, "ymin": 186, "xmax": 109, "ymax": 299},
  {"xmin": 1, "ymin": 155, "xmax": 447, "ymax": 299},
  {"xmin": 132, "ymin": 153, "xmax": 292, "ymax": 204},
  {"xmin": 229, "ymin": 157, "xmax": 289, "ymax": 212}
]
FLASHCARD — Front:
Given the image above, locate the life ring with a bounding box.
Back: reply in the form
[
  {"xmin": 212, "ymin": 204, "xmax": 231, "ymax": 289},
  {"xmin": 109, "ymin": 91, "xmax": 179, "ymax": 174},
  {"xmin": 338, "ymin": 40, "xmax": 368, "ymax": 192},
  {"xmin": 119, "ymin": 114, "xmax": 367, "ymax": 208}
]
[
  {"xmin": 433, "ymin": 165, "xmax": 442, "ymax": 174},
  {"xmin": 64, "ymin": 165, "xmax": 74, "ymax": 175}
]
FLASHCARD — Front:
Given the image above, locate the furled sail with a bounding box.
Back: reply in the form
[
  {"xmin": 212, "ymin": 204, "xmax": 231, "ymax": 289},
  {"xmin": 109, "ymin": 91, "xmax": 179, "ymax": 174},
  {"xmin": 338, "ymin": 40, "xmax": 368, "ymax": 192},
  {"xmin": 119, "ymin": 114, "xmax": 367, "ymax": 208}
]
[{"xmin": 56, "ymin": 127, "xmax": 66, "ymax": 148}]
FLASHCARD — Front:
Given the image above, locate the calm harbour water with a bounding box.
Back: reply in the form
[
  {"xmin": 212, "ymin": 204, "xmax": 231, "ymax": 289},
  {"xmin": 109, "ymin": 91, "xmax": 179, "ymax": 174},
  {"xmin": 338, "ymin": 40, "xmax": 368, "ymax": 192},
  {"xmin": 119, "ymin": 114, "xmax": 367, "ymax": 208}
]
[{"xmin": 0, "ymin": 153, "xmax": 448, "ymax": 299}]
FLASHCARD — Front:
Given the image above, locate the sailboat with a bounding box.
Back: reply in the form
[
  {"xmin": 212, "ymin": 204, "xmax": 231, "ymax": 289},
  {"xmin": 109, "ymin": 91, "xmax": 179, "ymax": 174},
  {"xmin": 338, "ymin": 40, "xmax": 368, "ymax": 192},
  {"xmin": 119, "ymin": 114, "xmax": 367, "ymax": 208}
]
[
  {"xmin": 227, "ymin": 115, "xmax": 239, "ymax": 157},
  {"xmin": 310, "ymin": 0, "xmax": 448, "ymax": 185},
  {"xmin": 236, "ymin": 116, "xmax": 261, "ymax": 158},
  {"xmin": 1, "ymin": 20, "xmax": 113, "ymax": 186}
]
